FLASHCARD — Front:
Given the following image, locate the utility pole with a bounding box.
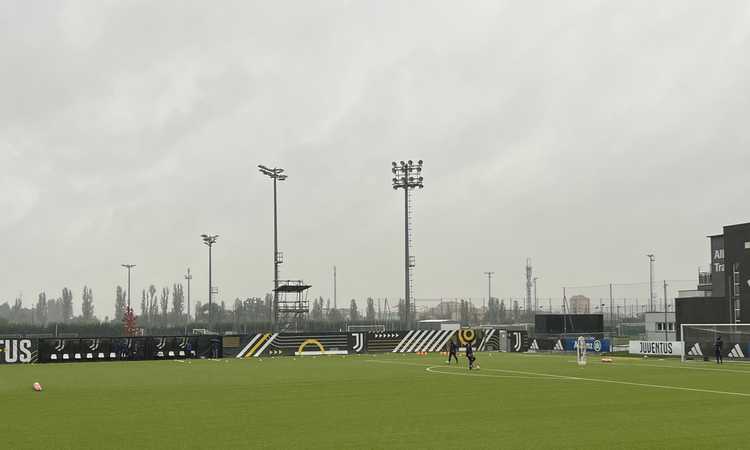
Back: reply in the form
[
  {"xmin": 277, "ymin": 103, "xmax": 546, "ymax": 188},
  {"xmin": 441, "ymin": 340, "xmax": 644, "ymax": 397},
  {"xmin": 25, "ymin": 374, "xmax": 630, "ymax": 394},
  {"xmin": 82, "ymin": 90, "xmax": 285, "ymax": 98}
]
[
  {"xmin": 562, "ymin": 287, "xmax": 567, "ymax": 336},
  {"xmin": 391, "ymin": 160, "xmax": 424, "ymax": 329},
  {"xmin": 525, "ymin": 259, "xmax": 533, "ymax": 315},
  {"xmin": 333, "ymin": 265, "xmax": 337, "ymax": 310},
  {"xmin": 533, "ymin": 277, "xmax": 539, "ymax": 313},
  {"xmin": 121, "ymin": 264, "xmax": 136, "ymax": 309},
  {"xmin": 609, "ymin": 283, "xmax": 614, "ymax": 329},
  {"xmin": 184, "ymin": 268, "xmax": 192, "ymax": 321},
  {"xmin": 259, "ymin": 165, "xmax": 287, "ymax": 327},
  {"xmin": 664, "ymin": 280, "xmax": 669, "ymax": 342},
  {"xmin": 647, "ymin": 254, "xmax": 655, "ymax": 312}
]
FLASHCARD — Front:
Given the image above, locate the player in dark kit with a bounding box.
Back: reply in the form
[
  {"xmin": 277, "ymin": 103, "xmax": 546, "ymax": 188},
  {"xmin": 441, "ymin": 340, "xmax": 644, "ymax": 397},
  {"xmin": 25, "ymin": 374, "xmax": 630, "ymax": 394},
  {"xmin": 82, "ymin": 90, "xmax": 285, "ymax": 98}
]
[
  {"xmin": 447, "ymin": 340, "xmax": 459, "ymax": 365},
  {"xmin": 466, "ymin": 342, "xmax": 476, "ymax": 370},
  {"xmin": 715, "ymin": 335, "xmax": 723, "ymax": 364}
]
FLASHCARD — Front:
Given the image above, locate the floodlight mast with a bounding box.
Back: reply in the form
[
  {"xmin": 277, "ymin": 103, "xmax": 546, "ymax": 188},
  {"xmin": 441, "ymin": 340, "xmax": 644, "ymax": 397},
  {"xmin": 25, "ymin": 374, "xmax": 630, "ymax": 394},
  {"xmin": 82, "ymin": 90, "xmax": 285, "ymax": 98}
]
[
  {"xmin": 391, "ymin": 159, "xmax": 424, "ymax": 329},
  {"xmin": 121, "ymin": 264, "xmax": 136, "ymax": 309},
  {"xmin": 201, "ymin": 234, "xmax": 218, "ymax": 331},
  {"xmin": 259, "ymin": 164, "xmax": 286, "ymax": 327}
]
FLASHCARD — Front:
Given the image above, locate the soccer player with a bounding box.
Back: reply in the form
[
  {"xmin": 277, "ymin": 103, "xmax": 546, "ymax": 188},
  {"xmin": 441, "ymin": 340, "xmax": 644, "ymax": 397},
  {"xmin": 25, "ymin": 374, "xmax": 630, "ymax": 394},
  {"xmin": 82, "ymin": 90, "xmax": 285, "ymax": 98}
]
[
  {"xmin": 466, "ymin": 341, "xmax": 476, "ymax": 370},
  {"xmin": 715, "ymin": 335, "xmax": 723, "ymax": 364},
  {"xmin": 447, "ymin": 340, "xmax": 459, "ymax": 365}
]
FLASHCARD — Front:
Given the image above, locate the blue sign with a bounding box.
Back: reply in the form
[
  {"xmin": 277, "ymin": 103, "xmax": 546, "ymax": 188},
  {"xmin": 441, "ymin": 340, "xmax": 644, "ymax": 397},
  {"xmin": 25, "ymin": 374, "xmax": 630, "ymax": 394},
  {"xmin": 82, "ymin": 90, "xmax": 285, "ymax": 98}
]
[{"xmin": 563, "ymin": 337, "xmax": 610, "ymax": 352}]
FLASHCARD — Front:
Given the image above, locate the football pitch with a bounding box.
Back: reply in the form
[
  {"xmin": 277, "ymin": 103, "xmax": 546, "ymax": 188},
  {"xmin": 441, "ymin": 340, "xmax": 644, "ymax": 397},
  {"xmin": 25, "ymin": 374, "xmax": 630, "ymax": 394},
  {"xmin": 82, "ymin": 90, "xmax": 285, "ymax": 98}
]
[{"xmin": 2, "ymin": 353, "xmax": 749, "ymax": 449}]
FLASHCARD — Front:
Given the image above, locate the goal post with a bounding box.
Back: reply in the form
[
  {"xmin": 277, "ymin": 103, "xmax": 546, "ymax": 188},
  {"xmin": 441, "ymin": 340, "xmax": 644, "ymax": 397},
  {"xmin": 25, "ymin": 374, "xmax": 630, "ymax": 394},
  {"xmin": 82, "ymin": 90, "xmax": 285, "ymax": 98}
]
[
  {"xmin": 680, "ymin": 323, "xmax": 750, "ymax": 362},
  {"xmin": 576, "ymin": 336, "xmax": 587, "ymax": 366}
]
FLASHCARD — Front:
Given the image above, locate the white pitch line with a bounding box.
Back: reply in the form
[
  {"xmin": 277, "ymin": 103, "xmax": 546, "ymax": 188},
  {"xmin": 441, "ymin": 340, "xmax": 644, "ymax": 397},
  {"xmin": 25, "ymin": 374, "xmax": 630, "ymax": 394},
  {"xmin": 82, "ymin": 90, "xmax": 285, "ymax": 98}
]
[
  {"xmin": 513, "ymin": 351, "xmax": 750, "ymax": 375},
  {"xmin": 365, "ymin": 359, "xmax": 750, "ymax": 398},
  {"xmin": 475, "ymin": 367, "xmax": 750, "ymax": 398},
  {"xmin": 426, "ymin": 366, "xmax": 552, "ymax": 380},
  {"xmin": 591, "ymin": 361, "xmax": 750, "ymax": 375}
]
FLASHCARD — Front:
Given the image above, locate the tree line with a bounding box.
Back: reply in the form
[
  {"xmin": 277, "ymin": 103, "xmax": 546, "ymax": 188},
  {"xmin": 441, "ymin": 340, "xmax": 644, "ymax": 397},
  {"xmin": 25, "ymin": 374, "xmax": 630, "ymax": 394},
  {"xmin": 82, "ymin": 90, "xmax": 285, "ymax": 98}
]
[{"xmin": 0, "ymin": 287, "xmax": 96, "ymax": 325}]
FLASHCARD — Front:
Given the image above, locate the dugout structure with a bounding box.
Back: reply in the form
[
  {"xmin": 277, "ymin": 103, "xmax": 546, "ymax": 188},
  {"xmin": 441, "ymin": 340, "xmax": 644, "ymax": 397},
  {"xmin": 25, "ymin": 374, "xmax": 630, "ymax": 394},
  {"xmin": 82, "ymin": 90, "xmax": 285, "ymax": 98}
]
[{"xmin": 274, "ymin": 280, "xmax": 310, "ymax": 331}]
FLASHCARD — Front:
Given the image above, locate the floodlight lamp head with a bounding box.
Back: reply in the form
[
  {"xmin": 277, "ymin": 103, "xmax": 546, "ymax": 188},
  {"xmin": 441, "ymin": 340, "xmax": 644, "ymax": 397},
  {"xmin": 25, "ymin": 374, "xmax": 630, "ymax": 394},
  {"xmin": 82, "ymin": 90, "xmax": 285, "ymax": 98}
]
[
  {"xmin": 392, "ymin": 161, "xmax": 397, "ymax": 167},
  {"xmin": 418, "ymin": 159, "xmax": 423, "ymax": 165},
  {"xmin": 400, "ymin": 161, "xmax": 405, "ymax": 166},
  {"xmin": 408, "ymin": 160, "xmax": 413, "ymax": 165}
]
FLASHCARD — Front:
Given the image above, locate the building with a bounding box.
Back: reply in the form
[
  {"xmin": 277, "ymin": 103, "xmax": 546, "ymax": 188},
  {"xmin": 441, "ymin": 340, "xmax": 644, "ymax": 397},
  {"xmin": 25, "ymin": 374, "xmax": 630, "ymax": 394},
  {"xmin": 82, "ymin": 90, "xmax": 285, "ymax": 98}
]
[
  {"xmin": 568, "ymin": 295, "xmax": 591, "ymax": 314},
  {"xmin": 644, "ymin": 311, "xmax": 675, "ymax": 341},
  {"xmin": 417, "ymin": 319, "xmax": 460, "ymax": 331},
  {"xmin": 676, "ymin": 222, "xmax": 750, "ymax": 336}
]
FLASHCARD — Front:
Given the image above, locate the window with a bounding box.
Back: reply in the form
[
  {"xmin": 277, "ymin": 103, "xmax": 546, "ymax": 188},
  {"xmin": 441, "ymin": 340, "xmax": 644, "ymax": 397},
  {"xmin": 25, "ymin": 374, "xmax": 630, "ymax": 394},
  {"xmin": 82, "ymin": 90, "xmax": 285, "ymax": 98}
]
[
  {"xmin": 656, "ymin": 322, "xmax": 664, "ymax": 331},
  {"xmin": 668, "ymin": 322, "xmax": 674, "ymax": 331}
]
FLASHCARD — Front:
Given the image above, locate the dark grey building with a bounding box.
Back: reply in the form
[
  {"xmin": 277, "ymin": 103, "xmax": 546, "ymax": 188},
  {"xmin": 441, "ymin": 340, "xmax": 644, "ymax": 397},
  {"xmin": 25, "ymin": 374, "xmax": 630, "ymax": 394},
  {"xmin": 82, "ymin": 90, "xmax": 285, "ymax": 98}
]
[{"xmin": 676, "ymin": 222, "xmax": 750, "ymax": 336}]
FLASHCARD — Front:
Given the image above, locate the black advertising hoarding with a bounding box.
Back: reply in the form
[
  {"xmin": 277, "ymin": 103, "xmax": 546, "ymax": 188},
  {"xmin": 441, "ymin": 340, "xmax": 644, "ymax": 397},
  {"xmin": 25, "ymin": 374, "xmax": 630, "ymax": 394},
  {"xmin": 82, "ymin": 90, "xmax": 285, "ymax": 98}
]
[
  {"xmin": 36, "ymin": 336, "xmax": 216, "ymax": 363},
  {"xmin": 0, "ymin": 338, "xmax": 37, "ymax": 364}
]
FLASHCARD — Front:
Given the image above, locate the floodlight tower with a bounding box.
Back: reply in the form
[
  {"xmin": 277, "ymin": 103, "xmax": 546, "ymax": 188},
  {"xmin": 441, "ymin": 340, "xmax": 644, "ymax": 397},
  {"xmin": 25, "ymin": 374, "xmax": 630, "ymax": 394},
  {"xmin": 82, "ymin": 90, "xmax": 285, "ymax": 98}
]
[
  {"xmin": 201, "ymin": 234, "xmax": 218, "ymax": 330},
  {"xmin": 525, "ymin": 259, "xmax": 533, "ymax": 315},
  {"xmin": 258, "ymin": 164, "xmax": 287, "ymax": 326},
  {"xmin": 391, "ymin": 159, "xmax": 424, "ymax": 328},
  {"xmin": 484, "ymin": 272, "xmax": 494, "ymax": 305},
  {"xmin": 184, "ymin": 268, "xmax": 192, "ymax": 321},
  {"xmin": 647, "ymin": 254, "xmax": 655, "ymax": 312},
  {"xmin": 121, "ymin": 264, "xmax": 136, "ymax": 309}
]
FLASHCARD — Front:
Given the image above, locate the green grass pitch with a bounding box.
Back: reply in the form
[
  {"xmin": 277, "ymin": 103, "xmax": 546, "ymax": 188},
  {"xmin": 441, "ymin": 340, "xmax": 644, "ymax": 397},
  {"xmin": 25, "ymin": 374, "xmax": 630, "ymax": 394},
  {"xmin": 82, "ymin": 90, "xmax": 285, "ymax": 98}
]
[{"xmin": 1, "ymin": 352, "xmax": 749, "ymax": 449}]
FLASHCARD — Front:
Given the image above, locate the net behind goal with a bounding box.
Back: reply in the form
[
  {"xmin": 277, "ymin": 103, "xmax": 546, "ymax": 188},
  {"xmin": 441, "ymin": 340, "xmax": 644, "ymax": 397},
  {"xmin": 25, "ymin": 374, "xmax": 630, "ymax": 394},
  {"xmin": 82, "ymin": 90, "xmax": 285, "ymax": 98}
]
[{"xmin": 681, "ymin": 323, "xmax": 750, "ymax": 362}]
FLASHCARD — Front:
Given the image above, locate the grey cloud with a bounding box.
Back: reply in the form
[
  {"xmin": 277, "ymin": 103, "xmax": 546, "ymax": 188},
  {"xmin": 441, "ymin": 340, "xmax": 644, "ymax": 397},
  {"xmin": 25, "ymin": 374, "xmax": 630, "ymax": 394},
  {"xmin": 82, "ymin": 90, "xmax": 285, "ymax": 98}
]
[{"xmin": 1, "ymin": 1, "xmax": 748, "ymax": 315}]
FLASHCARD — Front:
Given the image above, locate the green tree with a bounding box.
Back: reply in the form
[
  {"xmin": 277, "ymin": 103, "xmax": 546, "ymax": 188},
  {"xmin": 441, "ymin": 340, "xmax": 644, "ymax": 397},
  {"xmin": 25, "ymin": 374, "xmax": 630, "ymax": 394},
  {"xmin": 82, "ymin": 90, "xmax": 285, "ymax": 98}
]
[
  {"xmin": 311, "ymin": 297, "xmax": 323, "ymax": 320},
  {"xmin": 61, "ymin": 287, "xmax": 74, "ymax": 322},
  {"xmin": 366, "ymin": 297, "xmax": 376, "ymax": 321},
  {"xmin": 147, "ymin": 285, "xmax": 158, "ymax": 323},
  {"xmin": 11, "ymin": 296, "xmax": 22, "ymax": 322},
  {"xmin": 36, "ymin": 292, "xmax": 48, "ymax": 324},
  {"xmin": 81, "ymin": 286, "xmax": 95, "ymax": 321},
  {"xmin": 160, "ymin": 286, "xmax": 169, "ymax": 323},
  {"xmin": 115, "ymin": 286, "xmax": 126, "ymax": 321},
  {"xmin": 139, "ymin": 289, "xmax": 146, "ymax": 320},
  {"xmin": 172, "ymin": 283, "xmax": 184, "ymax": 321},
  {"xmin": 349, "ymin": 299, "xmax": 359, "ymax": 321}
]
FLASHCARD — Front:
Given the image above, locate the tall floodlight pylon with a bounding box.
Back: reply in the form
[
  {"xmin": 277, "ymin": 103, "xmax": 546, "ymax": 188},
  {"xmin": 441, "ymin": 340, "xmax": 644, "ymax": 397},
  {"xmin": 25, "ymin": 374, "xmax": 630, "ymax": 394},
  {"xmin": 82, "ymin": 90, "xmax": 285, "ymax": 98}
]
[{"xmin": 391, "ymin": 160, "xmax": 424, "ymax": 329}]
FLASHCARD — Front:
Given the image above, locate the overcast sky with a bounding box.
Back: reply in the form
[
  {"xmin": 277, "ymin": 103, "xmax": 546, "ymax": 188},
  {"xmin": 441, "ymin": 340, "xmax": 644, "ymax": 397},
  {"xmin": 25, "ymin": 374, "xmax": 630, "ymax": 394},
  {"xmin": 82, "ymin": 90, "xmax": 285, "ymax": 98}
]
[{"xmin": 1, "ymin": 1, "xmax": 749, "ymax": 317}]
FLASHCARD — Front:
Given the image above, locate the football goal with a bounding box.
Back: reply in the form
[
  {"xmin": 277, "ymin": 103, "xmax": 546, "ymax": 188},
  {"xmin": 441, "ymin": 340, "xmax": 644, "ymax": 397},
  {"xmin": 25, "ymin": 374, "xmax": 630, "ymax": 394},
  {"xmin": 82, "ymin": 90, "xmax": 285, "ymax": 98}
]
[
  {"xmin": 576, "ymin": 336, "xmax": 587, "ymax": 366},
  {"xmin": 680, "ymin": 323, "xmax": 750, "ymax": 362}
]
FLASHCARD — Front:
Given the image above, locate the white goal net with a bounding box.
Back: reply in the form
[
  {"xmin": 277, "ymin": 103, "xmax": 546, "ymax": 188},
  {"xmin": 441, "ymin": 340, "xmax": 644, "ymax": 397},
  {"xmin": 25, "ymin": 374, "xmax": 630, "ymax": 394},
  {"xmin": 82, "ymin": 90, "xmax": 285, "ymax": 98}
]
[
  {"xmin": 681, "ymin": 323, "xmax": 750, "ymax": 362},
  {"xmin": 576, "ymin": 336, "xmax": 587, "ymax": 366}
]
